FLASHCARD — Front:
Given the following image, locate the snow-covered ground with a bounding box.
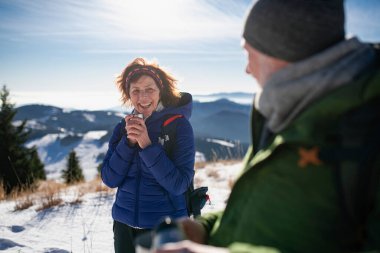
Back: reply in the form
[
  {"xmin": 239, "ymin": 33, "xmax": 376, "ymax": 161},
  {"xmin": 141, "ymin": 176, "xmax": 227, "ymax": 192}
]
[{"xmin": 0, "ymin": 161, "xmax": 243, "ymax": 253}]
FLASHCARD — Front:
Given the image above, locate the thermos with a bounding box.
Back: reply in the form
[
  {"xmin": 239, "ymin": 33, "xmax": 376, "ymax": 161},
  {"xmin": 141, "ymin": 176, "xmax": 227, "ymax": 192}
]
[{"xmin": 152, "ymin": 217, "xmax": 185, "ymax": 250}]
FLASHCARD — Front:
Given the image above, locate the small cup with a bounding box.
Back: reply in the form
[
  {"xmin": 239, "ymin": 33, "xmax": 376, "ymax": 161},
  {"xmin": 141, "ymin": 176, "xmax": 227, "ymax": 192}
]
[{"xmin": 134, "ymin": 113, "xmax": 144, "ymax": 119}]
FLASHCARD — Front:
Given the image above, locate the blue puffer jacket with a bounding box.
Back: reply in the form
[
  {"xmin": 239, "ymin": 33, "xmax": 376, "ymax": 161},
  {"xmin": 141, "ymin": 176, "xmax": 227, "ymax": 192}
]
[{"xmin": 101, "ymin": 93, "xmax": 195, "ymax": 229}]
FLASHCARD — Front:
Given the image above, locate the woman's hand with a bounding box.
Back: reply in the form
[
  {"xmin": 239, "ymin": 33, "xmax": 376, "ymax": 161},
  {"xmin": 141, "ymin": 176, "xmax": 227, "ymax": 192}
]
[
  {"xmin": 124, "ymin": 115, "xmax": 151, "ymax": 149},
  {"xmin": 155, "ymin": 240, "xmax": 229, "ymax": 253}
]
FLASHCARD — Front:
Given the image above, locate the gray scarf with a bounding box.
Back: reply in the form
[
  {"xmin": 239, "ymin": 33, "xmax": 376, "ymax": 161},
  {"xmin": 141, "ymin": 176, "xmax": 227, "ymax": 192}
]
[{"xmin": 255, "ymin": 37, "xmax": 375, "ymax": 133}]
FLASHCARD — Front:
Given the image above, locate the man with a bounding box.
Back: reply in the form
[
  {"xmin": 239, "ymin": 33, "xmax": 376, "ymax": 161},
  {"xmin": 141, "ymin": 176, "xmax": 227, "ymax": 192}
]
[{"xmin": 156, "ymin": 0, "xmax": 380, "ymax": 252}]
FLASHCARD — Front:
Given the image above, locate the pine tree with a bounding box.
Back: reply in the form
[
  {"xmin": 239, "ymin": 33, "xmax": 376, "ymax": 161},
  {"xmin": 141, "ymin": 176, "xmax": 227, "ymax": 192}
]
[
  {"xmin": 0, "ymin": 85, "xmax": 46, "ymax": 194},
  {"xmin": 62, "ymin": 150, "xmax": 84, "ymax": 184}
]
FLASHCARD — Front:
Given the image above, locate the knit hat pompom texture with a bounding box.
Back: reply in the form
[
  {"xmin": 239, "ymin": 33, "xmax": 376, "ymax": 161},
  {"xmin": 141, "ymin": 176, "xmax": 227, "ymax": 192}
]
[{"xmin": 243, "ymin": 0, "xmax": 345, "ymax": 62}]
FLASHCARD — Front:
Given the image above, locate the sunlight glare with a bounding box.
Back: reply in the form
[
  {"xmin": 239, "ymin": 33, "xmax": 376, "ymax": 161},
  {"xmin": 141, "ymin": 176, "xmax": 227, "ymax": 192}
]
[{"xmin": 99, "ymin": 0, "xmax": 241, "ymax": 41}]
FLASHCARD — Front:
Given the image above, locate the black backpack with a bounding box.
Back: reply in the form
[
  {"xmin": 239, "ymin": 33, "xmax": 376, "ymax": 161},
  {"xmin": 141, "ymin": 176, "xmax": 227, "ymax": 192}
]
[
  {"xmin": 160, "ymin": 114, "xmax": 209, "ymax": 217},
  {"xmin": 118, "ymin": 114, "xmax": 209, "ymax": 217},
  {"xmin": 318, "ymin": 96, "xmax": 380, "ymax": 251},
  {"xmin": 318, "ymin": 48, "xmax": 380, "ymax": 251}
]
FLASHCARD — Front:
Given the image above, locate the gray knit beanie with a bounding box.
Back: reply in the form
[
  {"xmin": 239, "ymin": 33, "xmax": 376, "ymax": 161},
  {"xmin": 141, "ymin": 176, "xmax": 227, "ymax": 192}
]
[{"xmin": 243, "ymin": 0, "xmax": 345, "ymax": 62}]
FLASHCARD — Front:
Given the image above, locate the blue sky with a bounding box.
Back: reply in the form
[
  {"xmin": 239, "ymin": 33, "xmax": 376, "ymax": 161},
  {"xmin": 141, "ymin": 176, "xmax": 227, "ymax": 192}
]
[{"xmin": 1, "ymin": 0, "xmax": 380, "ymax": 110}]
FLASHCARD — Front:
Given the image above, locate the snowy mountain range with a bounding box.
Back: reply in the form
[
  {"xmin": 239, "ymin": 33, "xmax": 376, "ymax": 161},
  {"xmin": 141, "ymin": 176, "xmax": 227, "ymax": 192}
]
[{"xmin": 13, "ymin": 98, "xmax": 252, "ymax": 181}]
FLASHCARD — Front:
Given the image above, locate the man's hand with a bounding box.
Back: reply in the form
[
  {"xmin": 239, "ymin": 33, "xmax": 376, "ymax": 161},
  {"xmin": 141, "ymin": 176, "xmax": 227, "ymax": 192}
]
[
  {"xmin": 179, "ymin": 218, "xmax": 207, "ymax": 244},
  {"xmin": 153, "ymin": 218, "xmax": 229, "ymax": 253}
]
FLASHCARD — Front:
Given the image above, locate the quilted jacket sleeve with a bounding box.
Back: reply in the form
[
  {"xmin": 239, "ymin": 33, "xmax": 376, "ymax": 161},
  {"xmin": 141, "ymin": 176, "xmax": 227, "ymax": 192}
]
[
  {"xmin": 101, "ymin": 121, "xmax": 137, "ymax": 188},
  {"xmin": 139, "ymin": 117, "xmax": 195, "ymax": 195}
]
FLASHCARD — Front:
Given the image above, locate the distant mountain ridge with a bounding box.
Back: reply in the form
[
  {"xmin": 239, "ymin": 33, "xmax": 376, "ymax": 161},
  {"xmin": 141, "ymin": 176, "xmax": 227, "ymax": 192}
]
[
  {"xmin": 14, "ymin": 99, "xmax": 251, "ymax": 181},
  {"xmin": 195, "ymin": 92, "xmax": 254, "ymax": 98},
  {"xmin": 193, "ymin": 92, "xmax": 254, "ymax": 105}
]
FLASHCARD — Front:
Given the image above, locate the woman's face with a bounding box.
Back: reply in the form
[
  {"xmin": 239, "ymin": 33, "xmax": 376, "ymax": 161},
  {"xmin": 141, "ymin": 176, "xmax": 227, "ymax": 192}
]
[{"xmin": 129, "ymin": 75, "xmax": 160, "ymax": 118}]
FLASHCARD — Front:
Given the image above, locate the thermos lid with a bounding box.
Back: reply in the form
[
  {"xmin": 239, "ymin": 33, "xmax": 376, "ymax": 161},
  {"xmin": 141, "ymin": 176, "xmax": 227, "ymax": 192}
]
[{"xmin": 154, "ymin": 217, "xmax": 178, "ymax": 232}]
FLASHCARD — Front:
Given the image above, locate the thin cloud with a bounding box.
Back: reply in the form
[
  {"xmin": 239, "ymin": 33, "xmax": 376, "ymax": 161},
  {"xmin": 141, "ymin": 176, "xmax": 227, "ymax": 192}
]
[{"xmin": 0, "ymin": 0, "xmax": 250, "ymax": 44}]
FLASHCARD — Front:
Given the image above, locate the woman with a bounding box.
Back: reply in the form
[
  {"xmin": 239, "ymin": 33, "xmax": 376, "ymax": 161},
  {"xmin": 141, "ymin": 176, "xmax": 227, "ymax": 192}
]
[{"xmin": 101, "ymin": 58, "xmax": 195, "ymax": 253}]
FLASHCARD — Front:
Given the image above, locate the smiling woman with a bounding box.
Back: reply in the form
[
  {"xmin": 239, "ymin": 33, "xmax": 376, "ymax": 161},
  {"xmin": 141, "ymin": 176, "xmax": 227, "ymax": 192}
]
[{"xmin": 101, "ymin": 57, "xmax": 195, "ymax": 253}]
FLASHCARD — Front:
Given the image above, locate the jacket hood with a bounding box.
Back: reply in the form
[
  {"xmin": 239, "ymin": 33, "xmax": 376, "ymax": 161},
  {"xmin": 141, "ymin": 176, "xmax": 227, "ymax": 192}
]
[{"xmin": 145, "ymin": 92, "xmax": 193, "ymax": 123}]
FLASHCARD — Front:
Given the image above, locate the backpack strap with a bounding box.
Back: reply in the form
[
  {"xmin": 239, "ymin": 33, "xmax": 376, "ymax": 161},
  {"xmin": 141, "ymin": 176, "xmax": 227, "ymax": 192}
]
[
  {"xmin": 319, "ymin": 96, "xmax": 380, "ymax": 250},
  {"xmin": 163, "ymin": 115, "xmax": 183, "ymax": 127},
  {"xmin": 160, "ymin": 114, "xmax": 183, "ymax": 158}
]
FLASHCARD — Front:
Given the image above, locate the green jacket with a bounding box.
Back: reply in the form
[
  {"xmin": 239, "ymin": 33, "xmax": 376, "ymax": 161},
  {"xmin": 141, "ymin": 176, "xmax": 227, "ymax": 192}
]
[{"xmin": 198, "ymin": 42, "xmax": 380, "ymax": 253}]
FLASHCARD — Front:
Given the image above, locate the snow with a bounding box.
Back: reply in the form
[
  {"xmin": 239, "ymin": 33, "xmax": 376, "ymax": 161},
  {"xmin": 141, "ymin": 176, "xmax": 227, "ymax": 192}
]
[
  {"xmin": 62, "ymin": 108, "xmax": 72, "ymax": 113},
  {"xmin": 114, "ymin": 112, "xmax": 126, "ymax": 118},
  {"xmin": 13, "ymin": 120, "xmax": 47, "ymax": 130},
  {"xmin": 0, "ymin": 161, "xmax": 243, "ymax": 253},
  {"xmin": 194, "ymin": 162, "xmax": 242, "ymax": 212},
  {"xmin": 195, "ymin": 152, "xmax": 206, "ymax": 163},
  {"xmin": 206, "ymin": 138, "xmax": 235, "ymax": 148},
  {"xmin": 83, "ymin": 131, "xmax": 108, "ymax": 140},
  {"xmin": 0, "ymin": 192, "xmax": 114, "ymax": 253},
  {"xmin": 83, "ymin": 113, "xmax": 96, "ymax": 122}
]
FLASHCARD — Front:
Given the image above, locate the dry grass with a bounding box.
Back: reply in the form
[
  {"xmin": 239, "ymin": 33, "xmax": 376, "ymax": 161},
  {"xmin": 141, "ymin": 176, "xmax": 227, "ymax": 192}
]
[
  {"xmin": 37, "ymin": 180, "xmax": 64, "ymax": 193},
  {"xmin": 194, "ymin": 159, "xmax": 242, "ymax": 187},
  {"xmin": 66, "ymin": 177, "xmax": 114, "ymax": 205},
  {"xmin": 194, "ymin": 161, "xmax": 207, "ymax": 169},
  {"xmin": 36, "ymin": 197, "xmax": 63, "ymax": 212},
  {"xmin": 195, "ymin": 159, "xmax": 242, "ymax": 170},
  {"xmin": 7, "ymin": 178, "xmax": 114, "ymax": 212},
  {"xmin": 216, "ymin": 159, "xmax": 243, "ymax": 166},
  {"xmin": 10, "ymin": 184, "xmax": 39, "ymax": 211},
  {"xmin": 206, "ymin": 167, "xmax": 220, "ymax": 179},
  {"xmin": 14, "ymin": 195, "xmax": 34, "ymax": 211},
  {"xmin": 68, "ymin": 197, "xmax": 83, "ymax": 205},
  {"xmin": 35, "ymin": 180, "xmax": 64, "ymax": 211},
  {"xmin": 77, "ymin": 176, "xmax": 114, "ymax": 194},
  {"xmin": 6, "ymin": 159, "xmax": 240, "ymax": 211},
  {"xmin": 228, "ymin": 177, "xmax": 236, "ymax": 190},
  {"xmin": 0, "ymin": 181, "xmax": 5, "ymax": 201}
]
